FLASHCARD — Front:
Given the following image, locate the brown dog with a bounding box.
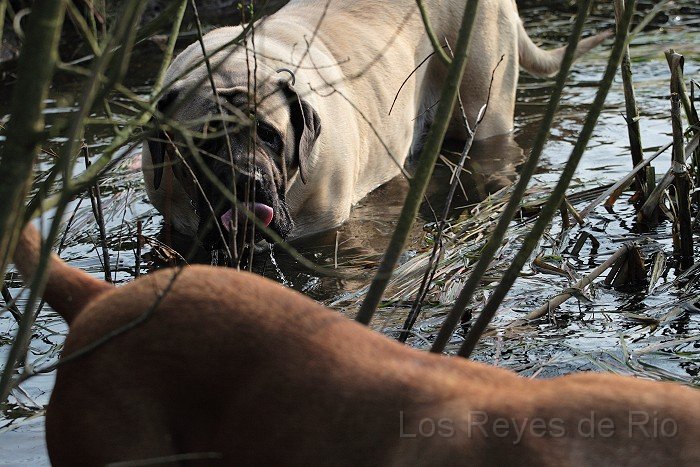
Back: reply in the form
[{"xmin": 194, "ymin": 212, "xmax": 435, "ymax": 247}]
[{"xmin": 12, "ymin": 223, "xmax": 700, "ymax": 465}]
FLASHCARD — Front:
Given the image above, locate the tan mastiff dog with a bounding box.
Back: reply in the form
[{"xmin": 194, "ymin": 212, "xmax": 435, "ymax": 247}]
[
  {"xmin": 143, "ymin": 0, "xmax": 608, "ymax": 247},
  {"xmin": 13, "ymin": 221, "xmax": 700, "ymax": 465}
]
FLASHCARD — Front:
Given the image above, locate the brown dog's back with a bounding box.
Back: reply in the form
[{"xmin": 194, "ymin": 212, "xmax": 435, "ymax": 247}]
[{"xmin": 12, "ymin": 223, "xmax": 700, "ymax": 465}]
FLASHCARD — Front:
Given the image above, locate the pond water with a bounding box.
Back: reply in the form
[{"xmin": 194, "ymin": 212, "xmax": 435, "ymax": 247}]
[{"xmin": 1, "ymin": 1, "xmax": 699, "ymax": 464}]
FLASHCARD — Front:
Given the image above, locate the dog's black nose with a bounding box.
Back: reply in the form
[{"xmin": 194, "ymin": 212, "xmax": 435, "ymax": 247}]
[{"xmin": 233, "ymin": 170, "xmax": 267, "ymax": 202}]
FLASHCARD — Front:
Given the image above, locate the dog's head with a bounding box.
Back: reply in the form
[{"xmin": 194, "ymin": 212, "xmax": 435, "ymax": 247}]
[{"xmin": 145, "ymin": 68, "xmax": 321, "ymax": 250}]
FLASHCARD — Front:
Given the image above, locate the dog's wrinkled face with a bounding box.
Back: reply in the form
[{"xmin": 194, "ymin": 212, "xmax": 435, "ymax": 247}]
[{"xmin": 147, "ymin": 76, "xmax": 321, "ymax": 250}]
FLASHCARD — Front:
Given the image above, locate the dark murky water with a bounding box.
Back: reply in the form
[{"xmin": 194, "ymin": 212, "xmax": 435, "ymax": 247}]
[{"xmin": 1, "ymin": 2, "xmax": 699, "ymax": 464}]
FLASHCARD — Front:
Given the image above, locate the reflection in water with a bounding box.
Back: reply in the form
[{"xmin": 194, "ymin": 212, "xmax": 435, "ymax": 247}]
[{"xmin": 438, "ymin": 135, "xmax": 525, "ymax": 208}]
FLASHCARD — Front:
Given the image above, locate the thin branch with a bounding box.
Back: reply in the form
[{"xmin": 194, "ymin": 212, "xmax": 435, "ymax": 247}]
[
  {"xmin": 389, "ymin": 48, "xmax": 440, "ymax": 116},
  {"xmin": 416, "ymin": 0, "xmax": 451, "ymax": 65},
  {"xmin": 0, "ymin": 0, "xmax": 67, "ymax": 404},
  {"xmin": 84, "ymin": 145, "xmax": 113, "ymax": 282},
  {"xmin": 399, "ymin": 54, "xmax": 504, "ymax": 342}
]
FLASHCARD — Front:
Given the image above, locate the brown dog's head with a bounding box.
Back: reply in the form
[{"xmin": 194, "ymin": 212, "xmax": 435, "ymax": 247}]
[{"xmin": 145, "ymin": 70, "xmax": 321, "ymax": 249}]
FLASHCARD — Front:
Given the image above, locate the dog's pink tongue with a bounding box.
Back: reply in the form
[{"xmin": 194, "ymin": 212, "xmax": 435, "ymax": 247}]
[
  {"xmin": 221, "ymin": 210, "xmax": 234, "ymax": 232},
  {"xmin": 253, "ymin": 202, "xmax": 274, "ymax": 227},
  {"xmin": 220, "ymin": 203, "xmax": 274, "ymax": 232}
]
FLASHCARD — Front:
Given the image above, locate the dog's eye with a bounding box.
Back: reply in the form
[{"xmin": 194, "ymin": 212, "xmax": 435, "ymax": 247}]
[{"xmin": 256, "ymin": 121, "xmax": 282, "ymax": 151}]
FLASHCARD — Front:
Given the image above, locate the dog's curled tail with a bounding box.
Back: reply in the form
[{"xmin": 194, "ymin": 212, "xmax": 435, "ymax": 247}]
[
  {"xmin": 12, "ymin": 223, "xmax": 113, "ymax": 325},
  {"xmin": 518, "ymin": 22, "xmax": 613, "ymax": 78}
]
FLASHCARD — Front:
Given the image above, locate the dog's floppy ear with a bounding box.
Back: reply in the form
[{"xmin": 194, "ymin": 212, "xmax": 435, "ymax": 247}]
[
  {"xmin": 147, "ymin": 132, "xmax": 166, "ymax": 190},
  {"xmin": 148, "ymin": 91, "xmax": 178, "ymax": 190},
  {"xmin": 283, "ymin": 83, "xmax": 321, "ymax": 185}
]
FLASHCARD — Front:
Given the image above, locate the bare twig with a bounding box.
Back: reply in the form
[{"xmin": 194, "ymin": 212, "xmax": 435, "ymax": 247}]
[
  {"xmin": 399, "ymin": 54, "xmax": 503, "ymax": 342},
  {"xmin": 416, "ymin": 0, "xmax": 452, "ymax": 65},
  {"xmin": 389, "ymin": 48, "xmax": 441, "ymax": 116},
  {"xmin": 523, "ymin": 244, "xmax": 631, "ymax": 321},
  {"xmin": 334, "ymin": 231, "xmax": 340, "ymax": 270},
  {"xmin": 190, "ymin": 0, "xmax": 240, "ymax": 263},
  {"xmin": 1, "ymin": 284, "xmax": 22, "ymax": 323},
  {"xmin": 84, "ymin": 145, "xmax": 113, "ymax": 283},
  {"xmin": 135, "ymin": 220, "xmax": 142, "ymax": 278}
]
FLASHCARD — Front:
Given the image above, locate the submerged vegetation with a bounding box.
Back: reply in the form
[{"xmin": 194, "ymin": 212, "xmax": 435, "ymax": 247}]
[{"xmin": 0, "ymin": 0, "xmax": 699, "ymax": 463}]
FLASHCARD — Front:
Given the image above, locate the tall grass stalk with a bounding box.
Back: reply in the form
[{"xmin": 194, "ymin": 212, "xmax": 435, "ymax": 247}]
[
  {"xmin": 457, "ymin": 0, "xmax": 637, "ymax": 358},
  {"xmin": 355, "ymin": 0, "xmax": 480, "ymax": 325},
  {"xmin": 614, "ymin": 0, "xmax": 645, "ymax": 190},
  {"xmin": 0, "ymin": 0, "xmax": 7, "ymax": 50},
  {"xmin": 0, "ymin": 0, "xmax": 148, "ymax": 403},
  {"xmin": 153, "ymin": 0, "xmax": 189, "ymax": 94},
  {"xmin": 429, "ymin": 0, "xmax": 596, "ymax": 353},
  {"xmin": 0, "ymin": 1, "xmax": 66, "ymax": 283},
  {"xmin": 416, "ymin": 0, "xmax": 451, "ymax": 65},
  {"xmin": 0, "ymin": 0, "xmax": 67, "ymax": 404}
]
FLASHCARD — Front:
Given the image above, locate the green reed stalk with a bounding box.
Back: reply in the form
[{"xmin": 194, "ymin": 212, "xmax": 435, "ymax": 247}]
[
  {"xmin": 0, "ymin": 0, "xmax": 147, "ymax": 403},
  {"xmin": 416, "ymin": 0, "xmax": 451, "ymax": 65},
  {"xmin": 356, "ymin": 0, "xmax": 480, "ymax": 325},
  {"xmin": 458, "ymin": 0, "xmax": 637, "ymax": 358},
  {"xmin": 0, "ymin": 0, "xmax": 67, "ymax": 404},
  {"xmin": 430, "ymin": 0, "xmax": 596, "ymax": 352},
  {"xmin": 0, "ymin": 0, "xmax": 65, "ymax": 283},
  {"xmin": 0, "ymin": 0, "xmax": 8, "ymax": 50}
]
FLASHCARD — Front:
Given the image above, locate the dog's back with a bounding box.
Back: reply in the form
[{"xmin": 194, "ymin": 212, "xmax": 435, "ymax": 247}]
[{"xmin": 12, "ymin": 222, "xmax": 700, "ymax": 465}]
